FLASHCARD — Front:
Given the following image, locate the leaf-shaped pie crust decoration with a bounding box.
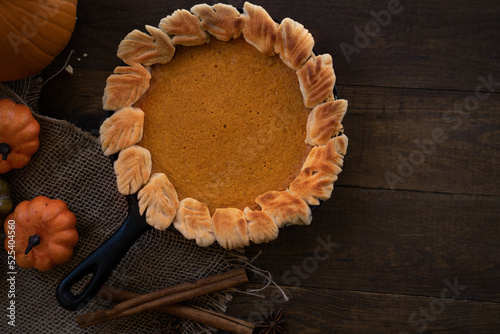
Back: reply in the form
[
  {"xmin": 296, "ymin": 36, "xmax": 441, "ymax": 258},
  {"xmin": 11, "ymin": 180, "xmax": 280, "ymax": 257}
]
[
  {"xmin": 212, "ymin": 208, "xmax": 249, "ymax": 249},
  {"xmin": 114, "ymin": 145, "xmax": 152, "ymax": 195},
  {"xmin": 275, "ymin": 18, "xmax": 314, "ymax": 70},
  {"xmin": 244, "ymin": 207, "xmax": 279, "ymax": 244},
  {"xmin": 289, "ymin": 169, "xmax": 337, "ymax": 206},
  {"xmin": 159, "ymin": 9, "xmax": 209, "ymax": 46},
  {"xmin": 173, "ymin": 198, "xmax": 215, "ymax": 247},
  {"xmin": 255, "ymin": 191, "xmax": 312, "ymax": 228},
  {"xmin": 191, "ymin": 3, "xmax": 243, "ymax": 41},
  {"xmin": 117, "ymin": 25, "xmax": 175, "ymax": 66},
  {"xmin": 296, "ymin": 54, "xmax": 336, "ymax": 108},
  {"xmin": 301, "ymin": 134, "xmax": 348, "ymax": 179},
  {"xmin": 291, "ymin": 135, "xmax": 348, "ymax": 204},
  {"xmin": 241, "ymin": 2, "xmax": 278, "ymax": 56},
  {"xmin": 306, "ymin": 99, "xmax": 348, "ymax": 146},
  {"xmin": 99, "ymin": 107, "xmax": 144, "ymax": 156},
  {"xmin": 138, "ymin": 173, "xmax": 179, "ymax": 230},
  {"xmin": 102, "ymin": 63, "xmax": 151, "ymax": 110}
]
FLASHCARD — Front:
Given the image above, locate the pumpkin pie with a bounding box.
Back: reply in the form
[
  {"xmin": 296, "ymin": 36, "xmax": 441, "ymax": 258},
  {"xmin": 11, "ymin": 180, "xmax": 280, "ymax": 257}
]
[{"xmin": 99, "ymin": 2, "xmax": 348, "ymax": 249}]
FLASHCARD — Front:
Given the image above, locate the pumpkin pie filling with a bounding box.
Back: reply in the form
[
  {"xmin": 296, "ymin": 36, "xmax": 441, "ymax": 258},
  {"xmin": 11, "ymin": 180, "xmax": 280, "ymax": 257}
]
[{"xmin": 135, "ymin": 37, "xmax": 311, "ymax": 212}]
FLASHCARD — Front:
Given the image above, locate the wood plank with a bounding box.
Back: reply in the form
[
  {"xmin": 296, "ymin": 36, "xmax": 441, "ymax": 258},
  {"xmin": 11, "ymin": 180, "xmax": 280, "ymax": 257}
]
[
  {"xmin": 38, "ymin": 0, "xmax": 500, "ymax": 196},
  {"xmin": 337, "ymin": 84, "xmax": 500, "ymax": 196},
  {"xmin": 322, "ymin": 0, "xmax": 500, "ymax": 91},
  {"xmin": 242, "ymin": 187, "xmax": 500, "ymax": 302},
  {"xmin": 42, "ymin": 0, "xmax": 500, "ymax": 92},
  {"xmin": 225, "ymin": 285, "xmax": 500, "ymax": 333},
  {"xmin": 39, "ymin": 75, "xmax": 500, "ymax": 196}
]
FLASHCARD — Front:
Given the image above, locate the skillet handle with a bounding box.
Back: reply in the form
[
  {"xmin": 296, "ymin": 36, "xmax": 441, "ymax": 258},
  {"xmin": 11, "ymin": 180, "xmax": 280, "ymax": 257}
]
[{"xmin": 56, "ymin": 196, "xmax": 151, "ymax": 311}]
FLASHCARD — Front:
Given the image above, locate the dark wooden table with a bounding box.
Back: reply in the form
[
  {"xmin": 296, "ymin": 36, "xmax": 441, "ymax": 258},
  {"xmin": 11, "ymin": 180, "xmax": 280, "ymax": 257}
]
[{"xmin": 39, "ymin": 0, "xmax": 500, "ymax": 333}]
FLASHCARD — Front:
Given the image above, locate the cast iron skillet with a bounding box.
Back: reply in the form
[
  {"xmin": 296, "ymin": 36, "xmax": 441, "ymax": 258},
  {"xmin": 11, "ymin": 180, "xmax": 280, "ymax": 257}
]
[
  {"xmin": 56, "ymin": 111, "xmax": 153, "ymax": 311},
  {"xmin": 56, "ymin": 197, "xmax": 151, "ymax": 311},
  {"xmin": 56, "ymin": 50, "xmax": 340, "ymax": 312}
]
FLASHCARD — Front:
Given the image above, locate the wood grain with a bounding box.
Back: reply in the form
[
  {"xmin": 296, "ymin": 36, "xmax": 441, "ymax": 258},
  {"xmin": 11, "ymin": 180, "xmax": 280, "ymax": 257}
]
[
  {"xmin": 226, "ymin": 284, "xmax": 500, "ymax": 333},
  {"xmin": 40, "ymin": 0, "xmax": 500, "ymax": 91},
  {"xmin": 242, "ymin": 187, "xmax": 500, "ymax": 302},
  {"xmin": 39, "ymin": 80, "xmax": 500, "ymax": 195},
  {"xmin": 337, "ymin": 84, "xmax": 500, "ymax": 196}
]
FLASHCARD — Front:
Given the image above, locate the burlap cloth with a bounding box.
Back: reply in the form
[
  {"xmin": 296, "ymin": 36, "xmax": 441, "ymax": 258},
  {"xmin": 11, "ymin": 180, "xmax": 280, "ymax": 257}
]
[{"xmin": 0, "ymin": 79, "xmax": 261, "ymax": 333}]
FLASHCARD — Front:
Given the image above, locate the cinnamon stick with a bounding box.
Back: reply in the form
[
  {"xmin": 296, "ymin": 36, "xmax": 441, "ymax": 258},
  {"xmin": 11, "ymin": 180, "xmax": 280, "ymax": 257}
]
[
  {"xmin": 77, "ymin": 268, "xmax": 248, "ymax": 328},
  {"xmin": 98, "ymin": 285, "xmax": 255, "ymax": 334}
]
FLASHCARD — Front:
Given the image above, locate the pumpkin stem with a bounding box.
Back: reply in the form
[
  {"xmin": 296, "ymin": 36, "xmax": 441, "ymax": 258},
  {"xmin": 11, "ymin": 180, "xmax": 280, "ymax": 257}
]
[
  {"xmin": 25, "ymin": 234, "xmax": 41, "ymax": 255},
  {"xmin": 0, "ymin": 143, "xmax": 11, "ymax": 161}
]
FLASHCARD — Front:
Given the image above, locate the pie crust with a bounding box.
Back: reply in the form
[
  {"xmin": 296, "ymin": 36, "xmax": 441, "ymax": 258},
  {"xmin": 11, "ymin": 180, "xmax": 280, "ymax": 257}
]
[{"xmin": 100, "ymin": 2, "xmax": 349, "ymax": 249}]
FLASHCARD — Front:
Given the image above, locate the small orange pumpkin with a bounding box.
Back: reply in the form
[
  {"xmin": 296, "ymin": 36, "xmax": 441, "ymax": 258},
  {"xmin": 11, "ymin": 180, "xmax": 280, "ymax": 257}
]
[
  {"xmin": 0, "ymin": 99, "xmax": 40, "ymax": 174},
  {"xmin": 0, "ymin": 0, "xmax": 78, "ymax": 82},
  {"xmin": 4, "ymin": 196, "xmax": 79, "ymax": 271}
]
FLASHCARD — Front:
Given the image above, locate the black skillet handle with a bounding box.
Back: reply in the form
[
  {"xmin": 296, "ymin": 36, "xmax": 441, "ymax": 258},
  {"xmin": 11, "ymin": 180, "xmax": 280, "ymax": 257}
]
[{"xmin": 56, "ymin": 195, "xmax": 152, "ymax": 311}]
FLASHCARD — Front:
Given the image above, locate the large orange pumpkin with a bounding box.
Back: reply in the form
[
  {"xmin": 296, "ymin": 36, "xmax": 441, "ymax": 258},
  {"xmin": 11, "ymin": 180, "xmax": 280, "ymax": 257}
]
[{"xmin": 0, "ymin": 0, "xmax": 78, "ymax": 82}]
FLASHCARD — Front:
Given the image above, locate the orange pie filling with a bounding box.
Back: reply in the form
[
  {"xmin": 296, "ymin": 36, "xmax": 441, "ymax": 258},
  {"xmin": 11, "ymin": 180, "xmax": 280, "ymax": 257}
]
[
  {"xmin": 99, "ymin": 2, "xmax": 348, "ymax": 249},
  {"xmin": 135, "ymin": 37, "xmax": 311, "ymax": 212}
]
